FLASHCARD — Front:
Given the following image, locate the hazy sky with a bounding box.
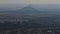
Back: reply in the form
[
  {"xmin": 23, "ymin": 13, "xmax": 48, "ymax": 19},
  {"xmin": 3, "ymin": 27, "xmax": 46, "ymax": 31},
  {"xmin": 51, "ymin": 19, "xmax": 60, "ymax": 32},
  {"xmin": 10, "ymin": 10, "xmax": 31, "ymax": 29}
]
[{"xmin": 0, "ymin": 0, "xmax": 59, "ymax": 4}]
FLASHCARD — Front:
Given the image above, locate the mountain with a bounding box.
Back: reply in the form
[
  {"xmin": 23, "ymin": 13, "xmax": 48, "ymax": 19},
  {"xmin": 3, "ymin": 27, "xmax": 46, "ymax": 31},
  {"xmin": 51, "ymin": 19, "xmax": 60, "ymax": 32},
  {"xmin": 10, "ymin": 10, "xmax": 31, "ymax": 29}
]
[{"xmin": 0, "ymin": 5, "xmax": 48, "ymax": 14}]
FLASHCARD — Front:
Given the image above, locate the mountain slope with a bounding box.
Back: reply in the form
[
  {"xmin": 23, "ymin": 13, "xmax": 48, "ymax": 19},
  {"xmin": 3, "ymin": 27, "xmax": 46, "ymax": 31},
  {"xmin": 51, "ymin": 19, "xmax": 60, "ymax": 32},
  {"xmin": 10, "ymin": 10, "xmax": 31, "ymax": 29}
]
[{"xmin": 0, "ymin": 6, "xmax": 48, "ymax": 14}]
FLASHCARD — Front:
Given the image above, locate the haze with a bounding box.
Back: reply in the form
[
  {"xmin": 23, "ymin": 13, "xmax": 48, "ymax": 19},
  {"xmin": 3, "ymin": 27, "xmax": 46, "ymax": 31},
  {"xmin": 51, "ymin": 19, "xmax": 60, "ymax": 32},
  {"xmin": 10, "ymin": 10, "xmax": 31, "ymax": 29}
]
[
  {"xmin": 0, "ymin": 0, "xmax": 59, "ymax": 4},
  {"xmin": 0, "ymin": 0, "xmax": 60, "ymax": 11}
]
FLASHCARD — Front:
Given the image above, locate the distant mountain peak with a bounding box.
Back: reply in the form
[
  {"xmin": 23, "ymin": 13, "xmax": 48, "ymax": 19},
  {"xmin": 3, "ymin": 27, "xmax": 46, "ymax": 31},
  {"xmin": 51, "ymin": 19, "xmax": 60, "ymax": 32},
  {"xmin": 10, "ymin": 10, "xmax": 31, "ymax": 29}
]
[
  {"xmin": 20, "ymin": 4, "xmax": 38, "ymax": 11},
  {"xmin": 0, "ymin": 4, "xmax": 49, "ymax": 14},
  {"xmin": 23, "ymin": 4, "xmax": 33, "ymax": 9},
  {"xmin": 17, "ymin": 5, "xmax": 41, "ymax": 15}
]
